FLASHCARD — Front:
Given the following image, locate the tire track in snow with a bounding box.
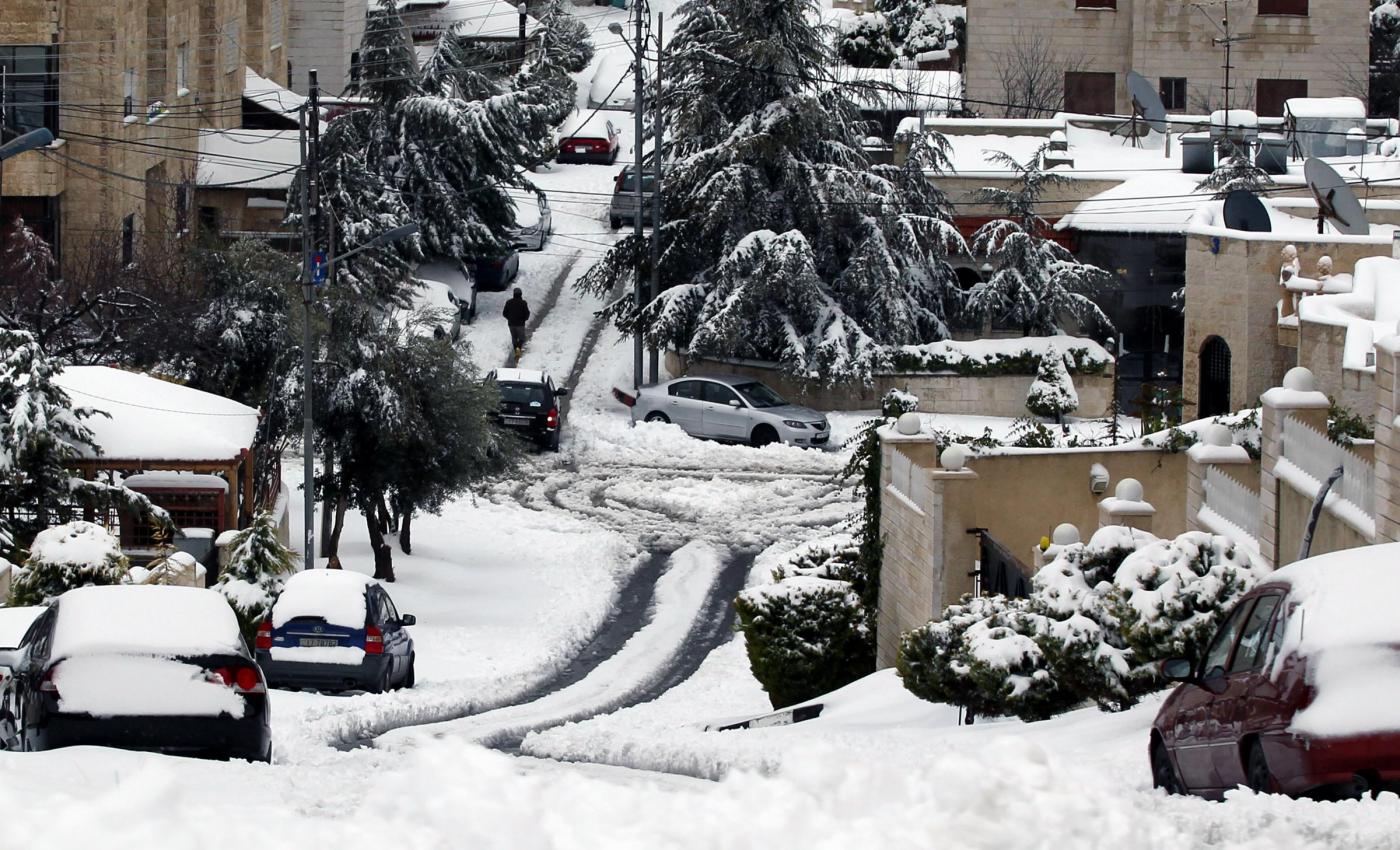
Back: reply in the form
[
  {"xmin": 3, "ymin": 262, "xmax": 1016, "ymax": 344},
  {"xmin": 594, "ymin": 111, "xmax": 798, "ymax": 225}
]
[{"xmin": 506, "ymin": 249, "xmax": 580, "ymax": 366}]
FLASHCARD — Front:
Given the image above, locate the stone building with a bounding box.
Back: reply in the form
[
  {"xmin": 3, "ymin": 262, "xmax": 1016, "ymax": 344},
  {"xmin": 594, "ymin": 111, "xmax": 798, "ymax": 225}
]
[
  {"xmin": 1, "ymin": 0, "xmax": 291, "ymax": 267},
  {"xmin": 964, "ymin": 0, "xmax": 1368, "ymax": 119}
]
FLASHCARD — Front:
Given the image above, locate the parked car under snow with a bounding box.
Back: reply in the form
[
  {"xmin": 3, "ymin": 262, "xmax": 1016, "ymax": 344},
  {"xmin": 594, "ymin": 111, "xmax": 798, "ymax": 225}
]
[{"xmin": 0, "ymin": 585, "xmax": 271, "ymax": 762}]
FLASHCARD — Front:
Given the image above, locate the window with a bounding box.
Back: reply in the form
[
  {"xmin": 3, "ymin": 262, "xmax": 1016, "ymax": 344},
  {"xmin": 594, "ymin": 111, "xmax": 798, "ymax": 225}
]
[
  {"xmin": 1202, "ymin": 601, "xmax": 1253, "ymax": 679},
  {"xmin": 348, "ymin": 51, "xmax": 361, "ymax": 88},
  {"xmin": 379, "ymin": 591, "xmax": 400, "ymax": 623},
  {"xmin": 0, "ymin": 45, "xmax": 59, "ymax": 137},
  {"xmin": 223, "ymin": 19, "xmax": 241, "ymax": 75},
  {"xmin": 269, "ymin": 0, "xmax": 284, "ymax": 49},
  {"xmin": 175, "ymin": 183, "xmax": 190, "ymax": 234},
  {"xmin": 1076, "ymin": 0, "xmax": 1116, "ymax": 7},
  {"xmin": 1064, "ymin": 71, "xmax": 1115, "ymax": 115},
  {"xmin": 498, "ymin": 381, "xmax": 548, "ymax": 406},
  {"xmin": 701, "ymin": 382, "xmax": 741, "ymax": 406},
  {"xmin": 176, "ymin": 43, "xmax": 189, "ymax": 94},
  {"xmin": 120, "ymin": 214, "xmax": 135, "ymax": 266},
  {"xmin": 1229, "ymin": 595, "xmax": 1282, "ymax": 673},
  {"xmin": 668, "ymin": 380, "xmax": 702, "ymax": 400},
  {"xmin": 199, "ymin": 206, "xmax": 221, "ymax": 234},
  {"xmin": 1159, "ymin": 77, "xmax": 1187, "ymax": 111},
  {"xmin": 1259, "ymin": 0, "xmax": 1307, "ymax": 14},
  {"xmin": 123, "ymin": 68, "xmax": 136, "ymax": 118},
  {"xmin": 733, "ymin": 382, "xmax": 787, "ymax": 408},
  {"xmin": 1256, "ymin": 78, "xmax": 1307, "ymax": 117}
]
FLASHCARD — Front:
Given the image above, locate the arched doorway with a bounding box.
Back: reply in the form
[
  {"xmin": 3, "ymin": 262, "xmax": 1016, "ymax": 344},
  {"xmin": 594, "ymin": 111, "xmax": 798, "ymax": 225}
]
[{"xmin": 1199, "ymin": 336, "xmax": 1231, "ymax": 418}]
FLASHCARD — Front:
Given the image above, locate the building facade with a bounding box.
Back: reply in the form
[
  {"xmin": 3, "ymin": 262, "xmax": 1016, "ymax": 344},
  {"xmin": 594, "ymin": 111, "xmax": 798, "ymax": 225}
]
[
  {"xmin": 1, "ymin": 0, "xmax": 291, "ymax": 267},
  {"xmin": 964, "ymin": 0, "xmax": 1368, "ymax": 119}
]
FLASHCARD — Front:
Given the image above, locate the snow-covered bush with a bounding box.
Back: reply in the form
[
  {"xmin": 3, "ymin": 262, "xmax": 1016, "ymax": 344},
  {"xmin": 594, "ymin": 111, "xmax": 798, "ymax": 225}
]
[
  {"xmin": 882, "ymin": 388, "xmax": 919, "ymax": 417},
  {"xmin": 735, "ymin": 538, "xmax": 875, "ymax": 709},
  {"xmin": 898, "ymin": 527, "xmax": 1267, "ymax": 721},
  {"xmin": 10, "ymin": 521, "xmax": 129, "ymax": 606},
  {"xmin": 838, "ymin": 14, "xmax": 896, "ymax": 68},
  {"xmin": 1025, "ymin": 353, "xmax": 1078, "ymax": 420},
  {"xmin": 215, "ymin": 511, "xmax": 299, "ymax": 646},
  {"xmin": 899, "ymin": 6, "xmax": 950, "ymax": 62},
  {"xmin": 1196, "ymin": 144, "xmax": 1275, "ymax": 199}
]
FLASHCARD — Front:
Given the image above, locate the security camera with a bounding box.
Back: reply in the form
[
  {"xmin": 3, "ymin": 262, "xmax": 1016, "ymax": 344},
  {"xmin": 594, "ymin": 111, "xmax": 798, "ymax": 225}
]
[{"xmin": 1089, "ymin": 463, "xmax": 1110, "ymax": 496}]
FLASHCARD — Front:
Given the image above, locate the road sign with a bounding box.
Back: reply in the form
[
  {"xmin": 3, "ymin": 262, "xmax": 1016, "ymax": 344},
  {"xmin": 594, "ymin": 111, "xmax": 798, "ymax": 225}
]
[{"xmin": 311, "ymin": 251, "xmax": 327, "ymax": 284}]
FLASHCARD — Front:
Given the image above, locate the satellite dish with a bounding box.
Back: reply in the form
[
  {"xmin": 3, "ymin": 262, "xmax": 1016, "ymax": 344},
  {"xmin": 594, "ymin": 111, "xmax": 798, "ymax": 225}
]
[
  {"xmin": 1222, "ymin": 189, "xmax": 1272, "ymax": 233},
  {"xmin": 1127, "ymin": 71, "xmax": 1168, "ymax": 135},
  {"xmin": 1304, "ymin": 157, "xmax": 1369, "ymax": 236}
]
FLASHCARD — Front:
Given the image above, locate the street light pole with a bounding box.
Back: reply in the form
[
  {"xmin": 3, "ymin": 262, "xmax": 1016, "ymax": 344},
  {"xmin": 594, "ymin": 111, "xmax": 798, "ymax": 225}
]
[
  {"xmin": 647, "ymin": 12, "xmax": 663, "ymax": 384},
  {"xmin": 631, "ymin": 0, "xmax": 645, "ymax": 390},
  {"xmin": 300, "ymin": 70, "xmax": 321, "ymax": 566},
  {"xmin": 517, "ymin": 2, "xmax": 528, "ymax": 64}
]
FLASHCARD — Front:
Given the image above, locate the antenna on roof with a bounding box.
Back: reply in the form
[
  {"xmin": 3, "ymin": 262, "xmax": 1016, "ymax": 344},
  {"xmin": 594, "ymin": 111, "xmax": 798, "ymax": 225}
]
[
  {"xmin": 1304, "ymin": 157, "xmax": 1369, "ymax": 237},
  {"xmin": 1221, "ymin": 189, "xmax": 1272, "ymax": 233},
  {"xmin": 1119, "ymin": 71, "xmax": 1167, "ymax": 149}
]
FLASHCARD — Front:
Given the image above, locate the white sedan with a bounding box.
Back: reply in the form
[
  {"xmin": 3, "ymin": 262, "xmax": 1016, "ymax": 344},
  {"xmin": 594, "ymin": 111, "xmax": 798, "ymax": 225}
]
[{"xmin": 625, "ymin": 375, "xmax": 831, "ymax": 448}]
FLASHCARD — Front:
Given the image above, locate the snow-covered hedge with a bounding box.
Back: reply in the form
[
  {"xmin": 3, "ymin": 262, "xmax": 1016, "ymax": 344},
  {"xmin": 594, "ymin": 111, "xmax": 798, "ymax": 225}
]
[
  {"xmin": 10, "ymin": 521, "xmax": 129, "ymax": 606},
  {"xmin": 215, "ymin": 511, "xmax": 299, "ymax": 646},
  {"xmin": 837, "ymin": 14, "xmax": 896, "ymax": 68},
  {"xmin": 898, "ymin": 527, "xmax": 1266, "ymax": 721},
  {"xmin": 735, "ymin": 537, "xmax": 875, "ymax": 709},
  {"xmin": 887, "ymin": 337, "xmax": 1111, "ymax": 377},
  {"xmin": 1025, "ymin": 353, "xmax": 1078, "ymax": 419}
]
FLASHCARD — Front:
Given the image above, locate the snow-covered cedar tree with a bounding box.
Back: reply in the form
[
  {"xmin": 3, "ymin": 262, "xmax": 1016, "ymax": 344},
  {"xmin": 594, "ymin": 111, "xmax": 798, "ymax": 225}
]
[
  {"xmin": 898, "ymin": 527, "xmax": 1267, "ymax": 721},
  {"xmin": 1195, "ymin": 142, "xmax": 1275, "ymax": 200},
  {"xmin": 898, "ymin": 6, "xmax": 950, "ymax": 62},
  {"xmin": 967, "ymin": 148, "xmax": 1112, "ymax": 337},
  {"xmin": 576, "ymin": 0, "xmax": 967, "ymax": 385},
  {"xmin": 10, "ymin": 521, "xmax": 129, "ymax": 606},
  {"xmin": 216, "ymin": 511, "xmax": 299, "ymax": 646},
  {"xmin": 735, "ymin": 538, "xmax": 875, "ymax": 709},
  {"xmin": 0, "ymin": 329, "xmax": 168, "ymax": 554},
  {"xmin": 837, "ymin": 14, "xmax": 896, "ymax": 68},
  {"xmin": 1025, "ymin": 352, "xmax": 1078, "ymax": 420}
]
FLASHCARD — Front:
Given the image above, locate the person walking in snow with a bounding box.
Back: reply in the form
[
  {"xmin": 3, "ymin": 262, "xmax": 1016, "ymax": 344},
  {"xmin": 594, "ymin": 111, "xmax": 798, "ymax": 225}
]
[{"xmin": 503, "ymin": 288, "xmax": 530, "ymax": 365}]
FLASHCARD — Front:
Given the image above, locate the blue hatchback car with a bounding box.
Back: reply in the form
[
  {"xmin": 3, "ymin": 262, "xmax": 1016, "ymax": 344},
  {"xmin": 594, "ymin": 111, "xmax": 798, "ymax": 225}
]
[{"xmin": 256, "ymin": 570, "xmax": 415, "ymax": 693}]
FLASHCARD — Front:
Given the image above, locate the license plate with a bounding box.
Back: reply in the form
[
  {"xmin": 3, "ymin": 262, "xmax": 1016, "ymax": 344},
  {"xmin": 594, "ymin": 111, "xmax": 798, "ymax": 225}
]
[
  {"xmin": 574, "ymin": 146, "xmax": 588, "ymax": 154},
  {"xmin": 299, "ymin": 637, "xmax": 339, "ymax": 648},
  {"xmin": 504, "ymin": 415, "xmax": 532, "ymax": 425}
]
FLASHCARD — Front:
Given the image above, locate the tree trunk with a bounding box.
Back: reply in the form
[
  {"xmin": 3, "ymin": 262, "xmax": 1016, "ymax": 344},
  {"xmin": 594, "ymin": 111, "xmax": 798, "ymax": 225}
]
[
  {"xmin": 376, "ymin": 496, "xmax": 393, "ymax": 535},
  {"xmin": 327, "ymin": 491, "xmax": 348, "ymax": 558},
  {"xmin": 319, "ymin": 456, "xmax": 334, "ymax": 553},
  {"xmin": 365, "ymin": 498, "xmax": 396, "ymax": 582},
  {"xmin": 398, "ymin": 505, "xmax": 413, "ymax": 555}
]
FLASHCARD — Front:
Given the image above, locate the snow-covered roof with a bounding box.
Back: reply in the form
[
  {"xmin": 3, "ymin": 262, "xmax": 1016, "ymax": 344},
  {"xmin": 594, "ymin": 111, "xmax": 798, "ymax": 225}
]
[
  {"xmin": 124, "ymin": 472, "xmax": 231, "ymax": 492},
  {"xmin": 1286, "ymin": 97, "xmax": 1366, "ymax": 120},
  {"xmin": 53, "ymin": 366, "xmax": 260, "ymax": 462},
  {"xmin": 244, "ymin": 66, "xmax": 306, "ymax": 116},
  {"xmin": 52, "ymin": 585, "xmax": 246, "ymax": 659},
  {"xmin": 406, "ymin": 0, "xmax": 541, "ymax": 41},
  {"xmin": 197, "ymin": 128, "xmax": 299, "ymax": 190},
  {"xmin": 493, "ymin": 367, "xmax": 546, "ymax": 384},
  {"xmin": 826, "ymin": 68, "xmax": 961, "ymax": 114},
  {"xmin": 559, "ymin": 109, "xmax": 620, "ymax": 139}
]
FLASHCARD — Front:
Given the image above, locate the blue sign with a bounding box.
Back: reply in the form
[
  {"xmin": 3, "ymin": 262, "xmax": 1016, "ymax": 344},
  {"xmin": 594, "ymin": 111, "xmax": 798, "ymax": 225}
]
[{"xmin": 311, "ymin": 251, "xmax": 328, "ymax": 284}]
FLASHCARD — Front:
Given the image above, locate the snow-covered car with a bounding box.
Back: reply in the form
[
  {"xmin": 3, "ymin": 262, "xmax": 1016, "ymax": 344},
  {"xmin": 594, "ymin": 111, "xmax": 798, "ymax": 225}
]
[
  {"xmin": 557, "ymin": 113, "xmax": 621, "ymax": 165},
  {"xmin": 0, "ymin": 607, "xmax": 44, "ymax": 650},
  {"xmin": 511, "ymin": 192, "xmax": 553, "ymax": 251},
  {"xmin": 1151, "ymin": 544, "xmax": 1400, "ymax": 799},
  {"xmin": 256, "ymin": 570, "xmax": 415, "ymax": 694},
  {"xmin": 486, "ymin": 367, "xmax": 568, "ymax": 452},
  {"xmin": 409, "ymin": 278, "xmax": 467, "ymax": 341},
  {"xmin": 474, "ymin": 250, "xmax": 520, "ymax": 290},
  {"xmin": 587, "ymin": 52, "xmax": 644, "ymax": 111},
  {"xmin": 625, "ymin": 375, "xmax": 830, "ymax": 448},
  {"xmin": 0, "ymin": 585, "xmax": 272, "ymax": 761},
  {"xmin": 416, "ymin": 258, "xmax": 478, "ymax": 323}
]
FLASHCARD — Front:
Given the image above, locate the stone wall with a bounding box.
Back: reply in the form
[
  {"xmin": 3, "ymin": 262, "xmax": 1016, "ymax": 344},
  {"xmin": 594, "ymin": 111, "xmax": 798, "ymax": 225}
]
[
  {"xmin": 1296, "ymin": 318, "xmax": 1374, "ymax": 418},
  {"xmin": 667, "ymin": 352, "xmax": 1114, "ymax": 417}
]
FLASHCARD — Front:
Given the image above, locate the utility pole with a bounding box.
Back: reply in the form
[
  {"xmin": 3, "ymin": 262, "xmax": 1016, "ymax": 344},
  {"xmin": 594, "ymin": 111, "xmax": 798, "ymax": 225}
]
[
  {"xmin": 647, "ymin": 12, "xmax": 663, "ymax": 385},
  {"xmin": 1, "ymin": 67, "xmax": 8, "ymax": 237},
  {"xmin": 300, "ymin": 70, "xmax": 321, "ymax": 566},
  {"xmin": 631, "ymin": 0, "xmax": 646, "ymax": 390}
]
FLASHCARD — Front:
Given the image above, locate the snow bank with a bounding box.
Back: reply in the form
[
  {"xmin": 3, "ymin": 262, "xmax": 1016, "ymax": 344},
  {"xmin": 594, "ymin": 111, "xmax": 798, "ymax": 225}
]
[
  {"xmin": 893, "ymin": 335, "xmax": 1111, "ymax": 374},
  {"xmin": 29, "ymin": 522, "xmax": 122, "ymax": 568},
  {"xmin": 53, "ymin": 655, "xmax": 245, "ymax": 718},
  {"xmin": 52, "ymin": 586, "xmax": 244, "ymax": 660},
  {"xmin": 271, "ymin": 569, "xmax": 373, "ymax": 629}
]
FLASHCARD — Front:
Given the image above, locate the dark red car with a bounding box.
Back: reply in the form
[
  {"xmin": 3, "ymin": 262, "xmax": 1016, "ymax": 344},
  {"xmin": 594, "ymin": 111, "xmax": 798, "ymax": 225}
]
[{"xmin": 1150, "ymin": 545, "xmax": 1400, "ymax": 799}]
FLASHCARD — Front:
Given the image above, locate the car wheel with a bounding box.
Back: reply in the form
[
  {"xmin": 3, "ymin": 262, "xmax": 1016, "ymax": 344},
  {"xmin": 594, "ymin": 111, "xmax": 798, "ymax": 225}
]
[
  {"xmin": 644, "ymin": 412, "xmax": 669, "ymax": 424},
  {"xmin": 609, "ymin": 217, "xmax": 622, "ymax": 230},
  {"xmin": 1246, "ymin": 741, "xmax": 1276, "ymax": 795},
  {"xmin": 1150, "ymin": 739, "xmax": 1183, "ymax": 795},
  {"xmin": 402, "ymin": 655, "xmax": 416, "ymax": 690},
  {"xmin": 549, "ymin": 430, "xmax": 561, "ymax": 453},
  {"xmin": 750, "ymin": 425, "xmax": 779, "ymax": 448},
  {"xmin": 371, "ymin": 665, "xmax": 392, "ymax": 695}
]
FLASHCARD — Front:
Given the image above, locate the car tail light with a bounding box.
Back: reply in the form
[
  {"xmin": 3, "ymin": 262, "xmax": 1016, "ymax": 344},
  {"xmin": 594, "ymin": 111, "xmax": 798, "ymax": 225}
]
[
  {"xmin": 256, "ymin": 620, "xmax": 273, "ymax": 650},
  {"xmin": 39, "ymin": 666, "xmax": 59, "ymax": 696},
  {"xmin": 208, "ymin": 666, "xmax": 266, "ymax": 694},
  {"xmin": 546, "ymin": 408, "xmax": 559, "ymax": 428},
  {"xmin": 365, "ymin": 625, "xmax": 384, "ymax": 655}
]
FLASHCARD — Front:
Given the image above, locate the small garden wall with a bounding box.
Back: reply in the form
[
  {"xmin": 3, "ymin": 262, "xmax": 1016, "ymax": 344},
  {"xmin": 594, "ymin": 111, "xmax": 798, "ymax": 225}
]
[{"xmin": 666, "ymin": 340, "xmax": 1114, "ymax": 417}]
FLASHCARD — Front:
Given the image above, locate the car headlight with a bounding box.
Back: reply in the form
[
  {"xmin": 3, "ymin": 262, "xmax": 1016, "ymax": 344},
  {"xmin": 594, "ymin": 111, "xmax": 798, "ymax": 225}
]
[{"xmin": 782, "ymin": 420, "xmax": 808, "ymax": 429}]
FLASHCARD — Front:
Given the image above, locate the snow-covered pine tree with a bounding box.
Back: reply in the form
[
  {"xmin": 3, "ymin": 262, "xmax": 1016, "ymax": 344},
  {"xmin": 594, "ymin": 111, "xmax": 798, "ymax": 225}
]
[
  {"xmin": 1025, "ymin": 352, "xmax": 1078, "ymax": 420},
  {"xmin": 216, "ymin": 510, "xmax": 298, "ymax": 645},
  {"xmin": 968, "ymin": 148, "xmax": 1112, "ymax": 336},
  {"xmin": 1195, "ymin": 142, "xmax": 1275, "ymax": 199},
  {"xmin": 577, "ymin": 0, "xmax": 965, "ymax": 384},
  {"xmin": 837, "ymin": 15, "xmax": 896, "ymax": 68},
  {"xmin": 10, "ymin": 521, "xmax": 129, "ymax": 606},
  {"xmin": 512, "ymin": 0, "xmax": 595, "ymax": 125}
]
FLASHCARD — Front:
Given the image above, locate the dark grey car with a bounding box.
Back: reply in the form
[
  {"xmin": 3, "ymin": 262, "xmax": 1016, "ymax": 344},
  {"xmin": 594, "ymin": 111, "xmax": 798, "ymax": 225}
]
[
  {"xmin": 630, "ymin": 375, "xmax": 830, "ymax": 447},
  {"xmin": 609, "ymin": 166, "xmax": 656, "ymax": 230}
]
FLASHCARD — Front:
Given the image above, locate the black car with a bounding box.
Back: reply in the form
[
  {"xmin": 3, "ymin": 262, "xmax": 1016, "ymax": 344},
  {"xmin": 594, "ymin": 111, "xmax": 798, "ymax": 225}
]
[
  {"xmin": 487, "ymin": 367, "xmax": 568, "ymax": 452},
  {"xmin": 474, "ymin": 250, "xmax": 521, "ymax": 291},
  {"xmin": 0, "ymin": 585, "xmax": 272, "ymax": 762}
]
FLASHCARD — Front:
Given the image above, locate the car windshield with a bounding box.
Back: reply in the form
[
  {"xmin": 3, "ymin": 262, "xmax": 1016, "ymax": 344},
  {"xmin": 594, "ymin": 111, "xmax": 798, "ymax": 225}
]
[
  {"xmin": 733, "ymin": 381, "xmax": 787, "ymax": 408},
  {"xmin": 499, "ymin": 382, "xmax": 549, "ymax": 406},
  {"xmin": 619, "ymin": 174, "xmax": 657, "ymax": 193}
]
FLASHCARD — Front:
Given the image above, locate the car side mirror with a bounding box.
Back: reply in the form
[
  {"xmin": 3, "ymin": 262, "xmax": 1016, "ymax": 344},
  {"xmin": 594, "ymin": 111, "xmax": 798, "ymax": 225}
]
[
  {"xmin": 728, "ymin": 399, "xmax": 741, "ymax": 408},
  {"xmin": 1160, "ymin": 658, "xmax": 1194, "ymax": 682},
  {"xmin": 555, "ymin": 387, "xmax": 569, "ymax": 397},
  {"xmin": 400, "ymin": 614, "xmax": 416, "ymax": 627}
]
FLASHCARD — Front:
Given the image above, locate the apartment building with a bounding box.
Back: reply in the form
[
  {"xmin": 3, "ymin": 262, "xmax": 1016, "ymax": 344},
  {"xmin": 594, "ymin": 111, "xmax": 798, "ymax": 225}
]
[
  {"xmin": 0, "ymin": 0, "xmax": 291, "ymax": 266},
  {"xmin": 964, "ymin": 0, "xmax": 1368, "ymax": 119}
]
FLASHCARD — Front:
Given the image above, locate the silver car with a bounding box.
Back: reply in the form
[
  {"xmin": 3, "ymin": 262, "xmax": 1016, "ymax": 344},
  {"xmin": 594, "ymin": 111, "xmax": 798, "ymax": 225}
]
[{"xmin": 631, "ymin": 375, "xmax": 831, "ymax": 447}]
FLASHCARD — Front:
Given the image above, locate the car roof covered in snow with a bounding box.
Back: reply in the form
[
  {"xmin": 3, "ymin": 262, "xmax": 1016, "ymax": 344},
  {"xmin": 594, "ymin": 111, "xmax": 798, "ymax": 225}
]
[
  {"xmin": 52, "ymin": 585, "xmax": 246, "ymax": 659},
  {"xmin": 271, "ymin": 569, "xmax": 375, "ymax": 630},
  {"xmin": 1262, "ymin": 543, "xmax": 1400, "ymax": 652},
  {"xmin": 492, "ymin": 367, "xmax": 548, "ymax": 384},
  {"xmin": 559, "ymin": 110, "xmax": 618, "ymax": 139},
  {"xmin": 0, "ymin": 606, "xmax": 45, "ymax": 649}
]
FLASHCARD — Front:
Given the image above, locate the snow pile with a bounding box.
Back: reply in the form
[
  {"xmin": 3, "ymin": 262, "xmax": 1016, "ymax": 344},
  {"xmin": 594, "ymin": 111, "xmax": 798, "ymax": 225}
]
[
  {"xmin": 891, "ymin": 336, "xmax": 1111, "ymax": 376},
  {"xmin": 271, "ymin": 569, "xmax": 373, "ymax": 630},
  {"xmin": 10, "ymin": 521, "xmax": 129, "ymax": 606},
  {"xmin": 53, "ymin": 655, "xmax": 245, "ymax": 718},
  {"xmin": 51, "ymin": 585, "xmax": 246, "ymax": 659}
]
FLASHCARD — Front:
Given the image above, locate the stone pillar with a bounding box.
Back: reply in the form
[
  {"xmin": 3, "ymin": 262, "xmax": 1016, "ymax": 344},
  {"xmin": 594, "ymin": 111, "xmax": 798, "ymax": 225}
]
[
  {"xmin": 1185, "ymin": 423, "xmax": 1254, "ymax": 532},
  {"xmin": 1375, "ymin": 336, "xmax": 1400, "ymax": 543},
  {"xmin": 1097, "ymin": 478, "xmax": 1156, "ymax": 532},
  {"xmin": 1258, "ymin": 366, "xmax": 1331, "ymax": 568}
]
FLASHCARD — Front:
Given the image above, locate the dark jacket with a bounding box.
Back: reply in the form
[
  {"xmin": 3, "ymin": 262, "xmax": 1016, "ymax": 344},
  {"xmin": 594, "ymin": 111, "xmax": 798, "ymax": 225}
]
[{"xmin": 503, "ymin": 296, "xmax": 530, "ymax": 326}]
